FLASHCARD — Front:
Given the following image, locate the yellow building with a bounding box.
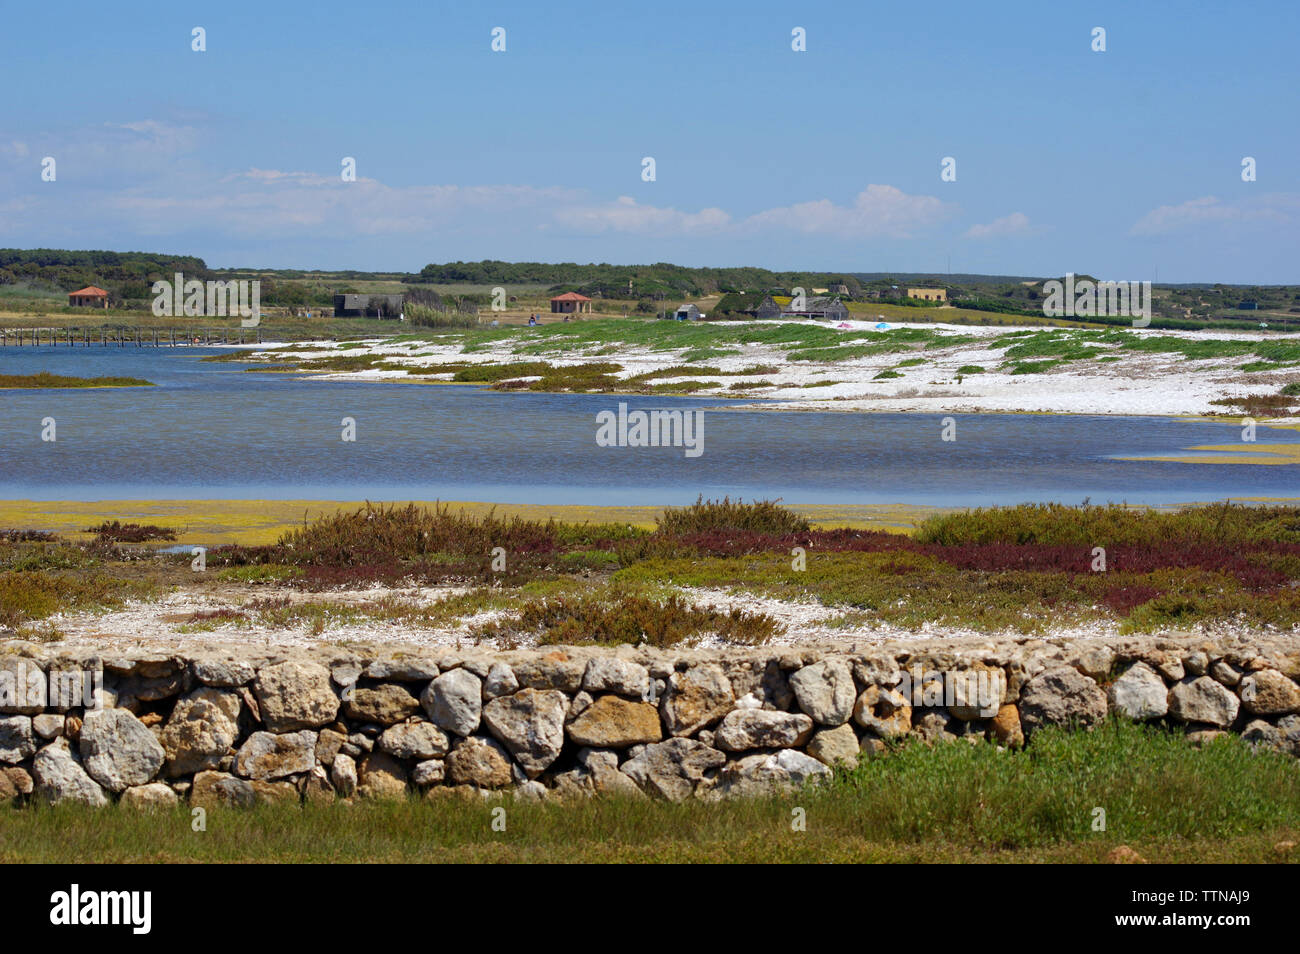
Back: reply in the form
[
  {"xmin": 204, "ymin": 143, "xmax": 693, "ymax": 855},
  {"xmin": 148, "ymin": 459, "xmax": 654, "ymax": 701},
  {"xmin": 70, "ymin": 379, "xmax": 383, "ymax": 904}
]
[{"xmin": 907, "ymin": 288, "xmax": 946, "ymax": 302}]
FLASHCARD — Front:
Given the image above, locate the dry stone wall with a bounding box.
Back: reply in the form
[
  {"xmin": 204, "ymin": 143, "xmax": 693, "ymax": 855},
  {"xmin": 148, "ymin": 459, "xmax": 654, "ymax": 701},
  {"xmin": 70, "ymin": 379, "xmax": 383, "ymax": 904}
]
[{"xmin": 2, "ymin": 633, "xmax": 1298, "ymax": 807}]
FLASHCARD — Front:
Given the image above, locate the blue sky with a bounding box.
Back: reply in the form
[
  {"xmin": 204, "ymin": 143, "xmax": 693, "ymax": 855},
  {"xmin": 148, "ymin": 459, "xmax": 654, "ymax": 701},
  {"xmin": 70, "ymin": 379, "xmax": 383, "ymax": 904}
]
[{"xmin": 2, "ymin": 0, "xmax": 1297, "ymax": 281}]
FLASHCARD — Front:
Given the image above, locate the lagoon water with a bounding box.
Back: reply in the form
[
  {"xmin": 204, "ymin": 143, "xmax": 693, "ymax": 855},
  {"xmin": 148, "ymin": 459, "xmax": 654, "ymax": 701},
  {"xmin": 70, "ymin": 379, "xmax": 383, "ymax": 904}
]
[{"xmin": 0, "ymin": 346, "xmax": 1297, "ymax": 506}]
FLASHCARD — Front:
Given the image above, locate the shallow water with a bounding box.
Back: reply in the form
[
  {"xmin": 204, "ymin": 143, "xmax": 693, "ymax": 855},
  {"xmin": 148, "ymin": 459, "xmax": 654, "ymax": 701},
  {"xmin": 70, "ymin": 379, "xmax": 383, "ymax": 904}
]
[{"xmin": 0, "ymin": 346, "xmax": 1296, "ymax": 506}]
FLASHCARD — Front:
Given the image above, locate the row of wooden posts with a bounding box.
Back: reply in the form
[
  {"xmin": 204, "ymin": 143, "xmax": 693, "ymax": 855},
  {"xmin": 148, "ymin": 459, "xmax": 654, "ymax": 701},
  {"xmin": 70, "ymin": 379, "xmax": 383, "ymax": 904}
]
[{"xmin": 0, "ymin": 328, "xmax": 264, "ymax": 347}]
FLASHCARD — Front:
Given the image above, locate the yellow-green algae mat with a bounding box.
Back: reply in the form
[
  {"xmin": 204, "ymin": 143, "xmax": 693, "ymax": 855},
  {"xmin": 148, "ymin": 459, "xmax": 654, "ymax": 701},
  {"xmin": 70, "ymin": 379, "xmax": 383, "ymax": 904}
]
[{"xmin": 0, "ymin": 500, "xmax": 947, "ymax": 546}]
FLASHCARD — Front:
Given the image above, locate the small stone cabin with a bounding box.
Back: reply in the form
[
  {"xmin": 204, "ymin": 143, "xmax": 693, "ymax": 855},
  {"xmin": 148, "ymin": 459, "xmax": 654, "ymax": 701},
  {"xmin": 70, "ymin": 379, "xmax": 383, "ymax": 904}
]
[
  {"xmin": 783, "ymin": 296, "xmax": 849, "ymax": 321},
  {"xmin": 550, "ymin": 292, "xmax": 592, "ymax": 314},
  {"xmin": 68, "ymin": 286, "xmax": 109, "ymax": 308},
  {"xmin": 673, "ymin": 303, "xmax": 702, "ymax": 321},
  {"xmin": 907, "ymin": 288, "xmax": 946, "ymax": 302}
]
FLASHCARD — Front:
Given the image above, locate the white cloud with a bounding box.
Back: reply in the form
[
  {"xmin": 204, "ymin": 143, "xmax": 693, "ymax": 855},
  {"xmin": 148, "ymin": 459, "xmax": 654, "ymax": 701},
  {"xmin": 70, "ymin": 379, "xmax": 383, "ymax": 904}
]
[
  {"xmin": 964, "ymin": 211, "xmax": 1031, "ymax": 239},
  {"xmin": 1131, "ymin": 194, "xmax": 1300, "ymax": 235},
  {"xmin": 554, "ymin": 195, "xmax": 731, "ymax": 234},
  {"xmin": 742, "ymin": 185, "xmax": 952, "ymax": 238},
  {"xmin": 1, "ymin": 120, "xmax": 958, "ymax": 251}
]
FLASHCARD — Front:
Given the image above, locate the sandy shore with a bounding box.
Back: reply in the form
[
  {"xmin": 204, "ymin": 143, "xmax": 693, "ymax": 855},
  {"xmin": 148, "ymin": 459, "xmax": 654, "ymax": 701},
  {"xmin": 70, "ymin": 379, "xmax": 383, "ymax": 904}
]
[{"xmin": 238, "ymin": 319, "xmax": 1300, "ymax": 419}]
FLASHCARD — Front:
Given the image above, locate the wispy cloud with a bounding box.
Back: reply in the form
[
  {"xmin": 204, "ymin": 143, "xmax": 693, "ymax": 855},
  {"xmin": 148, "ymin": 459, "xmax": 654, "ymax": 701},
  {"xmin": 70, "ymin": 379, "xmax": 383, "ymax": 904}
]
[
  {"xmin": 3, "ymin": 120, "xmax": 961, "ymax": 252},
  {"xmin": 964, "ymin": 211, "xmax": 1031, "ymax": 240},
  {"xmin": 1130, "ymin": 193, "xmax": 1300, "ymax": 235},
  {"xmin": 554, "ymin": 196, "xmax": 731, "ymax": 234},
  {"xmin": 742, "ymin": 185, "xmax": 953, "ymax": 239}
]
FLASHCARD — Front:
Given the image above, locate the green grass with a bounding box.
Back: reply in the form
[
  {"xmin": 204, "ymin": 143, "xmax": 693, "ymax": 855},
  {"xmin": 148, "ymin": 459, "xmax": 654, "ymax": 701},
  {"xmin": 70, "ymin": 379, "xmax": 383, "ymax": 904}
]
[
  {"xmin": 916, "ymin": 501, "xmax": 1300, "ymax": 547},
  {"xmin": 657, "ymin": 496, "xmax": 810, "ymax": 535},
  {"xmin": 1, "ymin": 722, "xmax": 1294, "ymax": 863},
  {"xmin": 476, "ymin": 585, "xmax": 782, "ymax": 647},
  {"xmin": 9, "ymin": 498, "xmax": 1300, "ymax": 636},
  {"xmin": 0, "ymin": 371, "xmax": 154, "ymax": 389},
  {"xmin": 0, "ymin": 569, "xmax": 156, "ymax": 629},
  {"xmin": 956, "ymin": 365, "xmax": 986, "ymax": 375}
]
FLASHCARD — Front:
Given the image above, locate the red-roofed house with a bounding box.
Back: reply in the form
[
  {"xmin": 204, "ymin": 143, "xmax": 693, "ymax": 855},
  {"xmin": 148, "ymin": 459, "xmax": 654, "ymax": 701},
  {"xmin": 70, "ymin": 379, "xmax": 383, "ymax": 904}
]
[
  {"xmin": 549, "ymin": 291, "xmax": 592, "ymax": 315},
  {"xmin": 68, "ymin": 286, "xmax": 109, "ymax": 308}
]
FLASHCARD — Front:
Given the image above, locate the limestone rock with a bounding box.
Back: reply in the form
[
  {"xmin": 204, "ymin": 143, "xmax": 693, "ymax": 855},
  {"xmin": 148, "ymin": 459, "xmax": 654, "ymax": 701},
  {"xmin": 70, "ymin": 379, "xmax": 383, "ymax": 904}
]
[
  {"xmin": 331, "ymin": 661, "xmax": 363, "ymax": 688},
  {"xmin": 331, "ymin": 753, "xmax": 358, "ymax": 797},
  {"xmin": 1108, "ymin": 663, "xmax": 1169, "ymax": 721},
  {"xmin": 621, "ymin": 737, "xmax": 726, "ymax": 801},
  {"xmin": 446, "ymin": 736, "xmax": 513, "ymax": 789},
  {"xmin": 315, "ymin": 727, "xmax": 347, "ymax": 766},
  {"xmin": 566, "ymin": 691, "xmax": 593, "ymax": 723},
  {"xmin": 582, "ymin": 658, "xmax": 650, "ymax": 699},
  {"xmin": 189, "ymin": 770, "xmax": 256, "ymax": 809},
  {"xmin": 1019, "ymin": 666, "xmax": 1107, "ymax": 736},
  {"xmin": 79, "ymin": 709, "xmax": 165, "ymax": 792},
  {"xmin": 192, "ymin": 658, "xmax": 255, "ymax": 687},
  {"xmin": 851, "ymin": 655, "xmax": 902, "ymax": 688},
  {"xmin": 806, "ymin": 723, "xmax": 860, "ymax": 767},
  {"xmin": 364, "ymin": 657, "xmax": 439, "ymax": 681},
  {"xmin": 852, "ymin": 685, "xmax": 912, "ymax": 738},
  {"xmin": 589, "ymin": 763, "xmax": 644, "ymax": 798},
  {"xmin": 234, "ymin": 730, "xmax": 317, "ymax": 780},
  {"xmin": 252, "ymin": 661, "xmax": 339, "ymax": 731},
  {"xmin": 566, "ymin": 695, "xmax": 662, "ymax": 749},
  {"xmin": 1070, "ymin": 646, "xmax": 1115, "ymax": 681},
  {"xmin": 483, "ymin": 663, "xmax": 518, "ymax": 700},
  {"xmin": 358, "ymin": 751, "xmax": 408, "ymax": 799},
  {"xmin": 379, "ymin": 721, "xmax": 451, "ymax": 760},
  {"xmin": 947, "ymin": 668, "xmax": 1006, "ymax": 720},
  {"xmin": 249, "ymin": 779, "xmax": 299, "ymax": 805},
  {"xmin": 0, "ymin": 656, "xmax": 46, "ymax": 714},
  {"xmin": 709, "ymin": 749, "xmax": 832, "ymax": 798},
  {"xmin": 161, "ymin": 688, "xmax": 241, "ymax": 777},
  {"xmin": 0, "ymin": 715, "xmax": 36, "ymax": 763},
  {"xmin": 1240, "ymin": 669, "xmax": 1300, "ymax": 716},
  {"xmin": 32, "ymin": 713, "xmax": 64, "ymax": 740},
  {"xmin": 990, "ymin": 704, "xmax": 1024, "ymax": 748},
  {"xmin": 661, "ymin": 665, "xmax": 734, "ymax": 736},
  {"xmin": 1155, "ymin": 656, "xmax": 1185, "ymax": 682},
  {"xmin": 512, "ymin": 653, "xmax": 585, "ymax": 692},
  {"xmin": 789, "ymin": 659, "xmax": 855, "ymax": 726},
  {"xmin": 411, "ymin": 759, "xmax": 446, "ymax": 787},
  {"xmin": 301, "ymin": 765, "xmax": 334, "ymax": 804},
  {"xmin": 120, "ymin": 782, "xmax": 179, "ymax": 810},
  {"xmin": 344, "ymin": 684, "xmax": 420, "ymax": 725},
  {"xmin": 0, "ymin": 765, "xmax": 32, "ymax": 800},
  {"xmin": 423, "ymin": 668, "xmax": 483, "ymax": 737},
  {"xmin": 1168, "ymin": 676, "xmax": 1240, "ymax": 728},
  {"xmin": 714, "ymin": 709, "xmax": 814, "ymax": 752},
  {"xmin": 1209, "ymin": 660, "xmax": 1241, "ymax": 687},
  {"xmin": 482, "ymin": 688, "xmax": 568, "ymax": 777},
  {"xmin": 913, "ymin": 710, "xmax": 957, "ymax": 743},
  {"xmin": 33, "ymin": 739, "xmax": 108, "ymax": 807}
]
